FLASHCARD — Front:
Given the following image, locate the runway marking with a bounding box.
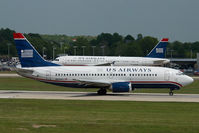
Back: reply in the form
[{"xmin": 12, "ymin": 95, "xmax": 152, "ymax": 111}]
[{"xmin": 0, "ymin": 90, "xmax": 199, "ymax": 102}]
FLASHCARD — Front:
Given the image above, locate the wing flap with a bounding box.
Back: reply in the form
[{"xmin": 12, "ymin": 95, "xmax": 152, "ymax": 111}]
[{"xmin": 73, "ymin": 79, "xmax": 111, "ymax": 87}]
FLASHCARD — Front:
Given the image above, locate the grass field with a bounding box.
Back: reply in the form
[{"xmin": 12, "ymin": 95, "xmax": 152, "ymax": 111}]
[
  {"xmin": 0, "ymin": 77, "xmax": 198, "ymax": 94},
  {"xmin": 0, "ymin": 76, "xmax": 199, "ymax": 133},
  {"xmin": 0, "ymin": 99, "xmax": 199, "ymax": 133}
]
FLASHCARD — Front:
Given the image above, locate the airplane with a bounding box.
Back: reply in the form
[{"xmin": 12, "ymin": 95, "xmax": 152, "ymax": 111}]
[
  {"xmin": 13, "ymin": 33, "xmax": 193, "ymax": 96},
  {"xmin": 52, "ymin": 38, "xmax": 170, "ymax": 66}
]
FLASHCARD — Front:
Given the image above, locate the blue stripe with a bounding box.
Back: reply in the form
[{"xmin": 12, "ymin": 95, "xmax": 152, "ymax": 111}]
[{"xmin": 41, "ymin": 80, "xmax": 180, "ymax": 89}]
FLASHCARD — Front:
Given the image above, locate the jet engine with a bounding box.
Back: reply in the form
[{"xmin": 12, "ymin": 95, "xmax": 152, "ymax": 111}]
[{"xmin": 110, "ymin": 82, "xmax": 132, "ymax": 92}]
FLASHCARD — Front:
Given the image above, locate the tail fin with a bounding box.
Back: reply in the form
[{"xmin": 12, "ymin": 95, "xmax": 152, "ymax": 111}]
[
  {"xmin": 147, "ymin": 38, "xmax": 169, "ymax": 58},
  {"xmin": 13, "ymin": 33, "xmax": 60, "ymax": 67}
]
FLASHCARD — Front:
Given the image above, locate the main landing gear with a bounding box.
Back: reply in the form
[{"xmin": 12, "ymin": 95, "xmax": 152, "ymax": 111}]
[
  {"xmin": 97, "ymin": 88, "xmax": 107, "ymax": 95},
  {"xmin": 169, "ymin": 88, "xmax": 174, "ymax": 96}
]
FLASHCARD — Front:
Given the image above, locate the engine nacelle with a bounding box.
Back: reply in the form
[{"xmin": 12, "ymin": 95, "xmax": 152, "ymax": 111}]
[{"xmin": 110, "ymin": 82, "xmax": 132, "ymax": 92}]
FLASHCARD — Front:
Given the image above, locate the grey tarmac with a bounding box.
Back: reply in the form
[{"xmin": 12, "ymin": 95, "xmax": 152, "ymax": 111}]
[{"xmin": 0, "ymin": 90, "xmax": 199, "ymax": 102}]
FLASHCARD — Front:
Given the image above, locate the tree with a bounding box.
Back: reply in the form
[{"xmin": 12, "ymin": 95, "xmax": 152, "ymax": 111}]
[
  {"xmin": 137, "ymin": 34, "xmax": 143, "ymax": 40},
  {"xmin": 138, "ymin": 36, "xmax": 158, "ymax": 56},
  {"xmin": 124, "ymin": 35, "xmax": 135, "ymax": 43}
]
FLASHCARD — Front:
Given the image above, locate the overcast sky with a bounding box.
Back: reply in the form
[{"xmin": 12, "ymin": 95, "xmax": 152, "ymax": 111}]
[{"xmin": 0, "ymin": 0, "xmax": 199, "ymax": 42}]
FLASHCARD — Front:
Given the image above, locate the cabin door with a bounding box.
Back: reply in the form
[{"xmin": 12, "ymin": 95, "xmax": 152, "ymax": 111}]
[
  {"xmin": 46, "ymin": 71, "xmax": 51, "ymax": 80},
  {"xmin": 164, "ymin": 71, "xmax": 170, "ymax": 81}
]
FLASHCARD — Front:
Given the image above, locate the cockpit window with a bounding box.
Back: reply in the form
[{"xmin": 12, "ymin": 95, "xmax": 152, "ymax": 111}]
[
  {"xmin": 54, "ymin": 59, "xmax": 59, "ymax": 61},
  {"xmin": 176, "ymin": 71, "xmax": 185, "ymax": 75}
]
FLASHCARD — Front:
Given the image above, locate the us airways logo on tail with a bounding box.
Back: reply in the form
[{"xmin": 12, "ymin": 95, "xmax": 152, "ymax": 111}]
[
  {"xmin": 106, "ymin": 68, "xmax": 152, "ymax": 72},
  {"xmin": 21, "ymin": 49, "xmax": 33, "ymax": 58},
  {"xmin": 156, "ymin": 48, "xmax": 163, "ymax": 53}
]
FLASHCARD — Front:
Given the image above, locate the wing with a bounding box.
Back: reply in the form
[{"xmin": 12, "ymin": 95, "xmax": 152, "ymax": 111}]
[
  {"xmin": 73, "ymin": 79, "xmax": 111, "ymax": 87},
  {"xmin": 153, "ymin": 60, "xmax": 170, "ymax": 65},
  {"xmin": 90, "ymin": 61, "xmax": 116, "ymax": 66}
]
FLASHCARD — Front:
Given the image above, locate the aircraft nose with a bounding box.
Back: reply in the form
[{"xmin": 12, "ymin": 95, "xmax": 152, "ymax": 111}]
[
  {"xmin": 188, "ymin": 76, "xmax": 194, "ymax": 84},
  {"xmin": 184, "ymin": 76, "xmax": 194, "ymax": 86}
]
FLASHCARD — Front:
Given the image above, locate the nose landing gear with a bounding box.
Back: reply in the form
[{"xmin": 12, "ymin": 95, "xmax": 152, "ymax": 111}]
[{"xmin": 169, "ymin": 88, "xmax": 174, "ymax": 96}]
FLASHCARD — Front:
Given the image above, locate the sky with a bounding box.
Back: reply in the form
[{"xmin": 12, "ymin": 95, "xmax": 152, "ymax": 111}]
[{"xmin": 0, "ymin": 0, "xmax": 199, "ymax": 42}]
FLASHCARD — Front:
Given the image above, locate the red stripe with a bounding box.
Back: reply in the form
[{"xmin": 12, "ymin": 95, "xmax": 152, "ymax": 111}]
[
  {"xmin": 161, "ymin": 38, "xmax": 169, "ymax": 42},
  {"xmin": 13, "ymin": 33, "xmax": 25, "ymax": 39}
]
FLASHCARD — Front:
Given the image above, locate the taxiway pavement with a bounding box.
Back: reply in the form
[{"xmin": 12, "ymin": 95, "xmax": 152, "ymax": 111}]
[{"xmin": 0, "ymin": 90, "xmax": 199, "ymax": 102}]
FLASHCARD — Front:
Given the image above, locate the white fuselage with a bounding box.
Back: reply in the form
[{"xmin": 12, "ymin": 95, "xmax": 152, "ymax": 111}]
[
  {"xmin": 17, "ymin": 66, "xmax": 193, "ymax": 90},
  {"xmin": 52, "ymin": 56, "xmax": 170, "ymax": 66}
]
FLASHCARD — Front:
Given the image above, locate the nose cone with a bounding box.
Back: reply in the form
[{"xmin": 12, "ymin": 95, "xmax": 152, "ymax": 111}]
[
  {"xmin": 187, "ymin": 76, "xmax": 194, "ymax": 85},
  {"xmin": 181, "ymin": 76, "xmax": 194, "ymax": 86}
]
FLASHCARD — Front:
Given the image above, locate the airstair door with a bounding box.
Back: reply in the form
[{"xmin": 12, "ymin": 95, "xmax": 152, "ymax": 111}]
[{"xmin": 46, "ymin": 71, "xmax": 51, "ymax": 80}]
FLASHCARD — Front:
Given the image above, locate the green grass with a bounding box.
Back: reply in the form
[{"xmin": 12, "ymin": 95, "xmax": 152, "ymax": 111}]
[
  {"xmin": 0, "ymin": 99, "xmax": 199, "ymax": 133},
  {"xmin": 0, "ymin": 77, "xmax": 198, "ymax": 94},
  {"xmin": 0, "ymin": 77, "xmax": 96, "ymax": 92},
  {"xmin": 0, "ymin": 71, "xmax": 16, "ymax": 74}
]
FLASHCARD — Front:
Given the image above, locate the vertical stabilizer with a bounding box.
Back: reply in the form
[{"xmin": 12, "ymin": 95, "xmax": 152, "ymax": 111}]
[
  {"xmin": 147, "ymin": 38, "xmax": 169, "ymax": 58},
  {"xmin": 13, "ymin": 33, "xmax": 60, "ymax": 67}
]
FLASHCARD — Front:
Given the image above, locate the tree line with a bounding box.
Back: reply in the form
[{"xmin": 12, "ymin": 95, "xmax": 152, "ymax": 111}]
[{"xmin": 0, "ymin": 28, "xmax": 198, "ymax": 60}]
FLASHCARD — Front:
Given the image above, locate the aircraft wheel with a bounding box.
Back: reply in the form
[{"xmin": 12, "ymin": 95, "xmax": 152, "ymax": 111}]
[
  {"xmin": 97, "ymin": 88, "xmax": 107, "ymax": 95},
  {"xmin": 169, "ymin": 91, "xmax": 173, "ymax": 96}
]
